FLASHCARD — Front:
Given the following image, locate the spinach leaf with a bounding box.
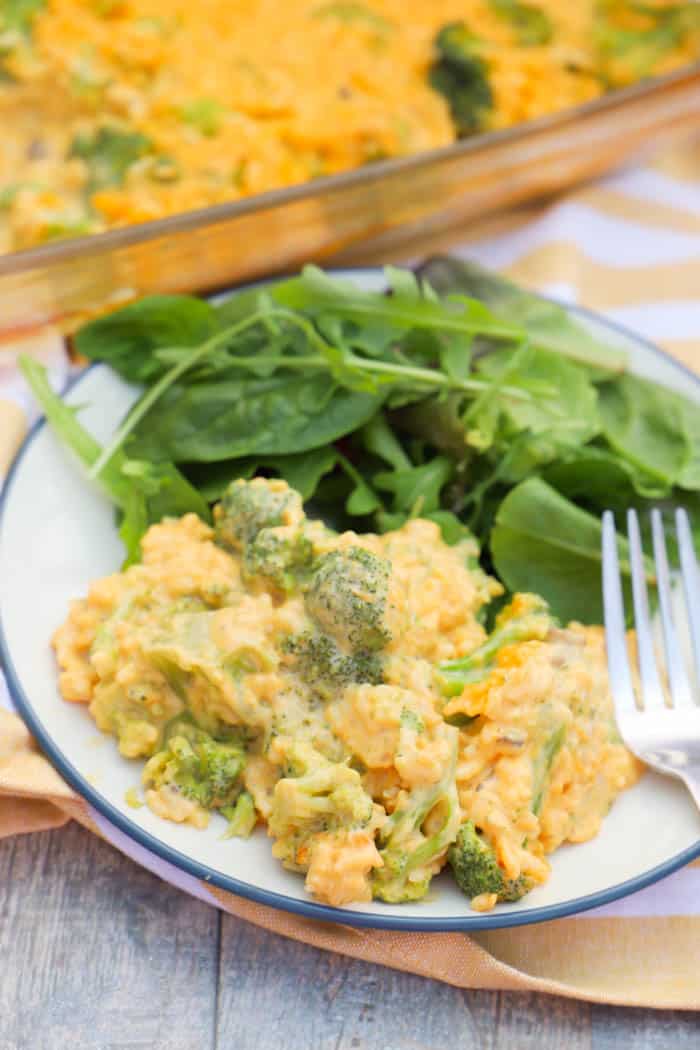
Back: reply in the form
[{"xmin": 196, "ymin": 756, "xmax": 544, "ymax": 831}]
[
  {"xmin": 417, "ymin": 257, "xmax": 627, "ymax": 372},
  {"xmin": 69, "ymin": 126, "xmax": 153, "ymax": 194},
  {"xmin": 183, "ymin": 458, "xmax": 258, "ymax": 502},
  {"xmin": 272, "ymin": 446, "xmax": 339, "ymax": 499},
  {"xmin": 542, "ymin": 447, "xmax": 641, "ymax": 511},
  {"xmin": 597, "ymin": 375, "xmax": 691, "ymax": 492},
  {"xmin": 677, "ymin": 399, "xmax": 700, "ymax": 490},
  {"xmin": 128, "ymin": 373, "xmax": 384, "ymax": 462},
  {"xmin": 74, "ymin": 295, "xmax": 221, "ymax": 384},
  {"xmin": 186, "ymin": 446, "xmax": 339, "ymax": 504},
  {"xmin": 490, "ymin": 477, "xmax": 642, "ymax": 624}
]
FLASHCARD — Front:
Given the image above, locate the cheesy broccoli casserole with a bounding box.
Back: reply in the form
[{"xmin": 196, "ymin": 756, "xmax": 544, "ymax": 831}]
[
  {"xmin": 1, "ymin": 1, "xmax": 698, "ymax": 252},
  {"xmin": 53, "ymin": 476, "xmax": 640, "ymax": 910}
]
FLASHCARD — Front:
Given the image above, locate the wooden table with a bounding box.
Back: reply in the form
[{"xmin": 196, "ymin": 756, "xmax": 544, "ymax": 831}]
[{"xmin": 1, "ymin": 823, "xmax": 698, "ymax": 1049}]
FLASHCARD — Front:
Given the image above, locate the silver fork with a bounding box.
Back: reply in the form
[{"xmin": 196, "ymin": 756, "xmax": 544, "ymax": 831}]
[{"xmin": 602, "ymin": 507, "xmax": 700, "ymax": 811}]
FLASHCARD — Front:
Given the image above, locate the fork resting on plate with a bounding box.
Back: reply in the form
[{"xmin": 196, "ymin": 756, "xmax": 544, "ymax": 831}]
[{"xmin": 602, "ymin": 508, "xmax": 700, "ymax": 811}]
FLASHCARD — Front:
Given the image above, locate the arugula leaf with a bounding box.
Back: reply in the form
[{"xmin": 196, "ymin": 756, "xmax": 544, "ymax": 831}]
[
  {"xmin": 417, "ymin": 257, "xmax": 627, "ymax": 372},
  {"xmin": 359, "ymin": 412, "xmax": 412, "ymax": 471},
  {"xmin": 19, "ymin": 357, "xmax": 210, "ymax": 565},
  {"xmin": 374, "ymin": 456, "xmax": 453, "ymax": 517},
  {"xmin": 490, "ymin": 477, "xmax": 643, "ymax": 624},
  {"xmin": 69, "ymin": 126, "xmax": 152, "ymax": 194},
  {"xmin": 337, "ymin": 453, "xmax": 383, "ymax": 515},
  {"xmin": 272, "ymin": 265, "xmax": 522, "ymax": 342},
  {"xmin": 75, "ymin": 295, "xmax": 221, "ymax": 384}
]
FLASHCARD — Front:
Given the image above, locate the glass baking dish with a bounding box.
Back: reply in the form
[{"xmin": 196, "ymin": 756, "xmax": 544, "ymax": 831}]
[{"xmin": 1, "ymin": 61, "xmax": 698, "ymax": 337}]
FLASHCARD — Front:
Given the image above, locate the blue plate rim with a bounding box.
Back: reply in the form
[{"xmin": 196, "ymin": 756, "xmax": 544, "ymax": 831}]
[{"xmin": 2, "ymin": 266, "xmax": 700, "ymax": 931}]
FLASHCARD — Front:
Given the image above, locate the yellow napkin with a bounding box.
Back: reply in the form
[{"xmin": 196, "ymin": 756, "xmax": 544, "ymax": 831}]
[{"xmin": 2, "ymin": 138, "xmax": 700, "ymax": 1009}]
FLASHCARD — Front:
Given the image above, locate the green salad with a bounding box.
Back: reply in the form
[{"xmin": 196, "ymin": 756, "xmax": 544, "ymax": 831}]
[{"xmin": 20, "ymin": 257, "xmax": 700, "ymax": 624}]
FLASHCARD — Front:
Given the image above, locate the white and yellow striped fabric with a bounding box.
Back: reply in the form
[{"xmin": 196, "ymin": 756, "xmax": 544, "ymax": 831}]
[{"xmin": 1, "ymin": 139, "xmax": 700, "ymax": 1007}]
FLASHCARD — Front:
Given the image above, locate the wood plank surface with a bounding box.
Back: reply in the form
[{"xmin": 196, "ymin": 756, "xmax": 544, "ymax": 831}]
[
  {"xmin": 0, "ymin": 824, "xmax": 219, "ymax": 1050},
  {"xmin": 1, "ymin": 823, "xmax": 698, "ymax": 1049}
]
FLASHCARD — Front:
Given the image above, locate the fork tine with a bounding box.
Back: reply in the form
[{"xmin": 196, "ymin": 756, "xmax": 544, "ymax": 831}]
[
  {"xmin": 627, "ymin": 509, "xmax": 665, "ymax": 710},
  {"xmin": 676, "ymin": 507, "xmax": 700, "ymax": 689},
  {"xmin": 602, "ymin": 511, "xmax": 637, "ymax": 713},
  {"xmin": 651, "ymin": 509, "xmax": 695, "ymax": 708}
]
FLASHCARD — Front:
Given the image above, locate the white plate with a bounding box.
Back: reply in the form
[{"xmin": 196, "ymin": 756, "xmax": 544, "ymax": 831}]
[{"xmin": 2, "ymin": 269, "xmax": 700, "ymax": 930}]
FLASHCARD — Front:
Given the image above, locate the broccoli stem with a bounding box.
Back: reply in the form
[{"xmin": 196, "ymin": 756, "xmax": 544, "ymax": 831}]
[
  {"xmin": 532, "ymin": 724, "xmax": 566, "ymax": 815},
  {"xmin": 222, "ymin": 791, "xmax": 257, "ymax": 838},
  {"xmin": 437, "ymin": 595, "xmax": 552, "ymax": 696},
  {"xmin": 373, "ymin": 730, "xmax": 460, "ymax": 902}
]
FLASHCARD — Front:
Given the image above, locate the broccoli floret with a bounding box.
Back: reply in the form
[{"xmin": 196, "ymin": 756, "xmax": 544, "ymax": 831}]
[
  {"xmin": 429, "ymin": 22, "xmax": 493, "ymax": 136},
  {"xmin": 69, "ymin": 126, "xmax": 152, "ymax": 194},
  {"xmin": 305, "ymin": 546, "xmax": 391, "ymax": 653},
  {"xmin": 268, "ymin": 741, "xmax": 376, "ymax": 872},
  {"xmin": 448, "ymin": 821, "xmax": 532, "ymax": 903},
  {"xmin": 214, "ymin": 477, "xmax": 303, "ymax": 553},
  {"xmin": 285, "ymin": 631, "xmax": 384, "ymax": 697},
  {"xmin": 143, "ymin": 720, "xmax": 245, "ymax": 809},
  {"xmin": 221, "ymin": 790, "xmax": 257, "ymax": 838},
  {"xmin": 489, "ymin": 0, "xmax": 552, "ymax": 46},
  {"xmin": 372, "ymin": 728, "xmax": 460, "ymax": 903},
  {"xmin": 595, "ymin": 2, "xmax": 700, "ymax": 85},
  {"xmin": 243, "ymin": 525, "xmax": 314, "ymax": 594},
  {"xmin": 437, "ymin": 593, "xmax": 553, "ymax": 700}
]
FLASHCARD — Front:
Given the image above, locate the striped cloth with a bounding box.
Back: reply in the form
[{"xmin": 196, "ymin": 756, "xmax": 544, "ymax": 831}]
[{"xmin": 1, "ymin": 137, "xmax": 700, "ymax": 1007}]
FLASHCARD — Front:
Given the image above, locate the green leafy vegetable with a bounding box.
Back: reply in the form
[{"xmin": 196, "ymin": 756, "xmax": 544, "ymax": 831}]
[
  {"xmin": 23, "ymin": 258, "xmax": 700, "ymax": 627},
  {"xmin": 128, "ymin": 374, "xmax": 383, "ymax": 462},
  {"xmin": 75, "ymin": 295, "xmax": 220, "ymax": 384},
  {"xmin": 418, "ymin": 256, "xmax": 627, "ymax": 372},
  {"xmin": 490, "ymin": 477, "xmax": 643, "ymax": 624},
  {"xmin": 598, "ymin": 374, "xmax": 695, "ymax": 492},
  {"xmin": 19, "ymin": 356, "xmax": 210, "ymax": 566}
]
